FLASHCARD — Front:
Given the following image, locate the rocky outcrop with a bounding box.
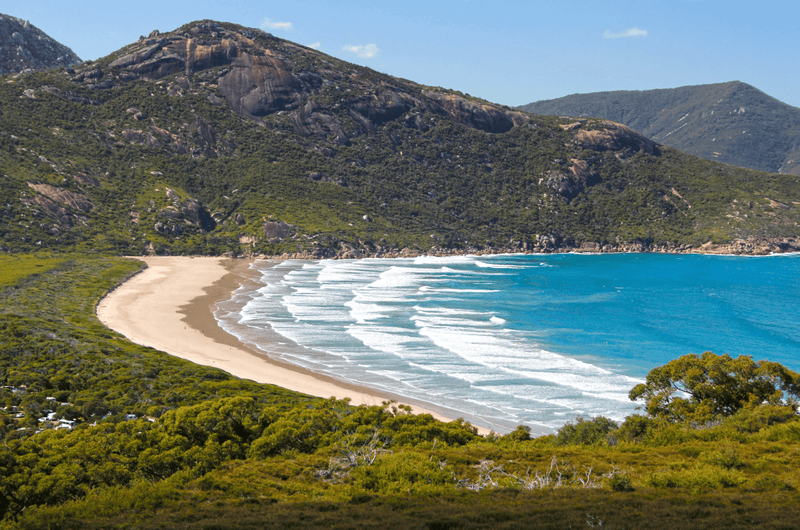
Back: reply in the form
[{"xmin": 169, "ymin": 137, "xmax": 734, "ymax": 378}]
[
  {"xmin": 151, "ymin": 188, "xmax": 215, "ymax": 235},
  {"xmin": 261, "ymin": 236, "xmax": 800, "ymax": 261},
  {"xmin": 422, "ymin": 91, "xmax": 528, "ymax": 133},
  {"xmin": 262, "ymin": 221, "xmax": 295, "ymax": 241},
  {"xmin": 351, "ymin": 90, "xmax": 413, "ymax": 127},
  {"xmin": 544, "ymin": 120, "xmax": 657, "ymax": 201},
  {"xmin": 575, "ymin": 121, "xmax": 656, "ymax": 155},
  {"xmin": 0, "ymin": 13, "xmax": 81, "ymax": 74},
  {"xmin": 694, "ymin": 238, "xmax": 800, "ymax": 255},
  {"xmin": 185, "ymin": 37, "xmax": 239, "ymax": 75},
  {"xmin": 27, "ymin": 183, "xmax": 93, "ymax": 212},
  {"xmin": 561, "ymin": 119, "xmax": 657, "ymax": 155},
  {"xmin": 218, "ymin": 53, "xmax": 303, "ymax": 117},
  {"xmin": 89, "ymin": 21, "xmax": 539, "ymax": 140}
]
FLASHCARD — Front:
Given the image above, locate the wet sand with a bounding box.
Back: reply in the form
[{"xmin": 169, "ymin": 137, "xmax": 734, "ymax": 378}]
[{"xmin": 96, "ymin": 256, "xmax": 490, "ymax": 434}]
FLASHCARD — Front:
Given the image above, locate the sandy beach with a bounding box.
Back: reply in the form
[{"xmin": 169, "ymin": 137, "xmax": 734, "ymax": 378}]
[{"xmin": 97, "ymin": 256, "xmax": 489, "ymax": 433}]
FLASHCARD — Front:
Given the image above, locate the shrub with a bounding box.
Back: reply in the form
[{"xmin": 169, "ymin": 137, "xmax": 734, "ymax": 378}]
[
  {"xmin": 349, "ymin": 452, "xmax": 453, "ymax": 494},
  {"xmin": 607, "ymin": 473, "xmax": 634, "ymax": 492},
  {"xmin": 701, "ymin": 447, "xmax": 745, "ymax": 470},
  {"xmin": 722, "ymin": 404, "xmax": 797, "ymax": 433},
  {"xmin": 555, "ymin": 416, "xmax": 618, "ymax": 446},
  {"xmin": 504, "ymin": 425, "xmax": 532, "ymax": 442},
  {"xmin": 616, "ymin": 414, "xmax": 655, "ymax": 443},
  {"xmin": 644, "ymin": 464, "xmax": 747, "ymax": 489}
]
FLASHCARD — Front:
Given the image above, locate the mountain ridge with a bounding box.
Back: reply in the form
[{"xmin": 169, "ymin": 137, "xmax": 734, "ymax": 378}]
[{"xmin": 518, "ymin": 81, "xmax": 800, "ymax": 175}]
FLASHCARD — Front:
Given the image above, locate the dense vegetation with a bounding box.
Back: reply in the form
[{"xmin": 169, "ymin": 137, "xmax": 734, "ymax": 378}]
[
  {"xmin": 1, "ymin": 23, "xmax": 799, "ymax": 259},
  {"xmin": 519, "ymin": 81, "xmax": 800, "ymax": 175},
  {"xmin": 0, "ymin": 255, "xmax": 798, "ymax": 529}
]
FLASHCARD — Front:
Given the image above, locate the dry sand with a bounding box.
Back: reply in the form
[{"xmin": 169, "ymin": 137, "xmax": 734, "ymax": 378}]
[{"xmin": 97, "ymin": 256, "xmax": 489, "ymax": 434}]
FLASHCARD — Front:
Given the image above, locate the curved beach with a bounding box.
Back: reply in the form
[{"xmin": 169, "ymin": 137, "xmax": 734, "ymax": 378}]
[{"xmin": 96, "ymin": 256, "xmax": 488, "ymax": 432}]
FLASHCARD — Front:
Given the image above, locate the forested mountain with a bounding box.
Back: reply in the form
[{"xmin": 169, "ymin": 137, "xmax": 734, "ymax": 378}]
[
  {"xmin": 519, "ymin": 81, "xmax": 800, "ymax": 176},
  {"xmin": 1, "ymin": 22, "xmax": 799, "ymax": 258},
  {"xmin": 0, "ymin": 13, "xmax": 81, "ymax": 74}
]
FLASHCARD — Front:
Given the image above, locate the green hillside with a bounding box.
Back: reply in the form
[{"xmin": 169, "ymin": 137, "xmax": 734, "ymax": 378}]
[
  {"xmin": 519, "ymin": 81, "xmax": 800, "ymax": 176},
  {"xmin": 1, "ymin": 22, "xmax": 799, "ymax": 257}
]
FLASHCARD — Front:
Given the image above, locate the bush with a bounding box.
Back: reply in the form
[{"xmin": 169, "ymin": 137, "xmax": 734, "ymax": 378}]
[
  {"xmin": 349, "ymin": 452, "xmax": 453, "ymax": 494},
  {"xmin": 722, "ymin": 404, "xmax": 797, "ymax": 433},
  {"xmin": 504, "ymin": 425, "xmax": 532, "ymax": 442},
  {"xmin": 644, "ymin": 464, "xmax": 747, "ymax": 489},
  {"xmin": 616, "ymin": 414, "xmax": 655, "ymax": 443},
  {"xmin": 701, "ymin": 448, "xmax": 744, "ymax": 470},
  {"xmin": 555, "ymin": 416, "xmax": 618, "ymax": 446},
  {"xmin": 607, "ymin": 473, "xmax": 634, "ymax": 492}
]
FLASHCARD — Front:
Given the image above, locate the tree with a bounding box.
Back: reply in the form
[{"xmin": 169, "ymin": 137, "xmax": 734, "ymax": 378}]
[{"xmin": 629, "ymin": 352, "xmax": 800, "ymax": 423}]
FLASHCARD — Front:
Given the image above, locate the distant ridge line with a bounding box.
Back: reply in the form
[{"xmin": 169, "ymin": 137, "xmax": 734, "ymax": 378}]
[{"xmin": 518, "ymin": 81, "xmax": 800, "ymax": 175}]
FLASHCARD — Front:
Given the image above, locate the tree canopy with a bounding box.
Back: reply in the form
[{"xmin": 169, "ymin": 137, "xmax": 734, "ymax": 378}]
[{"xmin": 629, "ymin": 352, "xmax": 800, "ymax": 422}]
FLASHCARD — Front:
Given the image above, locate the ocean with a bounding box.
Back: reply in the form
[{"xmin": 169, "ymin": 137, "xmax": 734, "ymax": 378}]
[{"xmin": 214, "ymin": 253, "xmax": 800, "ymax": 434}]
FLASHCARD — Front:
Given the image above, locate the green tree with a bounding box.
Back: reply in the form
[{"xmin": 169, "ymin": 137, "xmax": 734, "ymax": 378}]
[{"xmin": 629, "ymin": 352, "xmax": 800, "ymax": 423}]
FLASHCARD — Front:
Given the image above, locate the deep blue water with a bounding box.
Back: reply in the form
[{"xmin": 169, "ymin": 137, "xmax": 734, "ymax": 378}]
[{"xmin": 214, "ymin": 253, "xmax": 800, "ymax": 433}]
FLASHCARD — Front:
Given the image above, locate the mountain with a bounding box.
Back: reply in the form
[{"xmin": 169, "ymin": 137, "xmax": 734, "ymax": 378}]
[
  {"xmin": 0, "ymin": 13, "xmax": 81, "ymax": 74},
  {"xmin": 1, "ymin": 21, "xmax": 799, "ymax": 258},
  {"xmin": 518, "ymin": 82, "xmax": 800, "ymax": 176}
]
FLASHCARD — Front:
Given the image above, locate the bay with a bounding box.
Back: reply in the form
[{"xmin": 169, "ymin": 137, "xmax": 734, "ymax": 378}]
[{"xmin": 214, "ymin": 253, "xmax": 800, "ymax": 434}]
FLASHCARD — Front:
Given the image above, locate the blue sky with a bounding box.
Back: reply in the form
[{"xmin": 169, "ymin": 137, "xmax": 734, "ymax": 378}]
[{"xmin": 6, "ymin": 1, "xmax": 800, "ymax": 108}]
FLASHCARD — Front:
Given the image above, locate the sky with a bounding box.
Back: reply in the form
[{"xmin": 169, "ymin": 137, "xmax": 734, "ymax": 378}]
[{"xmin": 5, "ymin": 0, "xmax": 800, "ymax": 108}]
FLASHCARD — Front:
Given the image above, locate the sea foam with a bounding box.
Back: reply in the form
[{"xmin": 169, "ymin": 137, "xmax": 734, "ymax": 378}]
[{"xmin": 214, "ymin": 253, "xmax": 800, "ymax": 433}]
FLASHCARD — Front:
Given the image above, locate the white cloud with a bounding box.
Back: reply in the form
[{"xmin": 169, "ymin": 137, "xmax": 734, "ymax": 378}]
[
  {"xmin": 343, "ymin": 44, "xmax": 379, "ymax": 59},
  {"xmin": 307, "ymin": 42, "xmax": 321, "ymax": 49},
  {"xmin": 603, "ymin": 27, "xmax": 648, "ymax": 39},
  {"xmin": 261, "ymin": 18, "xmax": 292, "ymax": 31}
]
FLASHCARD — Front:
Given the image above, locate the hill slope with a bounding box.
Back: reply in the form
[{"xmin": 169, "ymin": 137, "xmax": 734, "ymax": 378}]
[
  {"xmin": 519, "ymin": 82, "xmax": 800, "ymax": 176},
  {"xmin": 1, "ymin": 22, "xmax": 799, "ymax": 257},
  {"xmin": 0, "ymin": 13, "xmax": 81, "ymax": 74}
]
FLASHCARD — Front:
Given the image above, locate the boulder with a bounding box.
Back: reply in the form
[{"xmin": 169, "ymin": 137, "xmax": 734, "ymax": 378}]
[
  {"xmin": 27, "ymin": 183, "xmax": 93, "ymax": 212},
  {"xmin": 262, "ymin": 220, "xmax": 295, "ymax": 240}
]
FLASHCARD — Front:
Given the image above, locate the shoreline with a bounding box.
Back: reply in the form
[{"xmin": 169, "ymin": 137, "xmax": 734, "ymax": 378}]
[
  {"xmin": 235, "ymin": 236, "xmax": 800, "ymax": 261},
  {"xmin": 96, "ymin": 256, "xmax": 493, "ymax": 435}
]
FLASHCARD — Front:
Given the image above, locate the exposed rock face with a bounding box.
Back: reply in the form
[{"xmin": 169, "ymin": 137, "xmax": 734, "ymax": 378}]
[
  {"xmin": 156, "ymin": 188, "xmax": 215, "ymax": 233},
  {"xmin": 0, "ymin": 13, "xmax": 81, "ymax": 74},
  {"xmin": 262, "ymin": 221, "xmax": 295, "ymax": 241},
  {"xmin": 574, "ymin": 121, "xmax": 656, "ymax": 155},
  {"xmin": 422, "ymin": 91, "xmax": 528, "ymax": 133},
  {"xmin": 181, "ymin": 198, "xmax": 215, "ymax": 231},
  {"xmin": 27, "ymin": 183, "xmax": 93, "ymax": 212},
  {"xmin": 218, "ymin": 53, "xmax": 303, "ymax": 117}
]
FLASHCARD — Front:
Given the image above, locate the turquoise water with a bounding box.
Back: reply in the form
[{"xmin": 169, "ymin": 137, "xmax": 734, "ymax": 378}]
[{"xmin": 214, "ymin": 253, "xmax": 800, "ymax": 433}]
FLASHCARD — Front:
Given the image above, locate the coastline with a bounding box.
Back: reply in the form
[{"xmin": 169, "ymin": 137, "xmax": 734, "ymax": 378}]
[
  {"xmin": 244, "ymin": 236, "xmax": 800, "ymax": 261},
  {"xmin": 96, "ymin": 256, "xmax": 492, "ymax": 435}
]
